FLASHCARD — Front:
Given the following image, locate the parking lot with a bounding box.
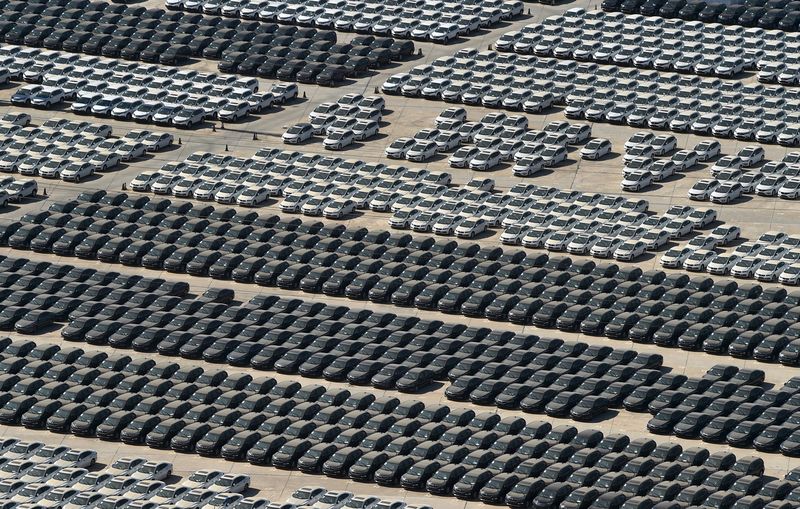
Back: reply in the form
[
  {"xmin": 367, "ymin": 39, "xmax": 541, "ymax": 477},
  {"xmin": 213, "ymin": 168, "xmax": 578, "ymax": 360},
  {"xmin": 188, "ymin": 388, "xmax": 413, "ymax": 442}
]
[{"xmin": 2, "ymin": 0, "xmax": 800, "ymax": 507}]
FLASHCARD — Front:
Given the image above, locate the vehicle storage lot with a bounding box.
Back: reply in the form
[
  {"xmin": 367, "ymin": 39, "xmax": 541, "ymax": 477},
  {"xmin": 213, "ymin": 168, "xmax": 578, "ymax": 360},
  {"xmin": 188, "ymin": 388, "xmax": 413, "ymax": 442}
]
[{"xmin": 3, "ymin": 0, "xmax": 800, "ymax": 506}]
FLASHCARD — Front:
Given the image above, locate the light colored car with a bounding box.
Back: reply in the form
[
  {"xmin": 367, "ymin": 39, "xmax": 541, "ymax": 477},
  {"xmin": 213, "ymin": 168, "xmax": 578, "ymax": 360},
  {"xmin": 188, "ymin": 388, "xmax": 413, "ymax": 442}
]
[
  {"xmin": 323, "ymin": 199, "xmax": 356, "ymax": 219},
  {"xmin": 286, "ymin": 487, "xmax": 327, "ymax": 507},
  {"xmin": 710, "ymin": 181, "xmax": 743, "ymax": 204},
  {"xmin": 779, "ymin": 263, "xmax": 800, "ymax": 285},
  {"xmin": 60, "ymin": 162, "xmax": 95, "ymax": 182},
  {"xmin": 323, "ymin": 130, "xmax": 355, "ymax": 150},
  {"xmin": 671, "ymin": 150, "xmax": 699, "ymax": 171},
  {"xmin": 142, "ymin": 132, "xmax": 174, "ymax": 151},
  {"xmin": 384, "ymin": 138, "xmax": 415, "ymax": 159},
  {"xmin": 620, "ymin": 170, "xmax": 653, "ymax": 191},
  {"xmin": 4, "ymin": 179, "xmax": 37, "ymax": 201},
  {"xmin": 730, "ymin": 256, "xmax": 765, "ymax": 278},
  {"xmin": 207, "ymin": 474, "xmax": 249, "ymax": 494},
  {"xmin": 406, "ymin": 140, "xmax": 438, "ymax": 162},
  {"xmin": 754, "ymin": 260, "xmax": 789, "ymax": 282},
  {"xmin": 454, "ymin": 218, "xmax": 488, "ymax": 239},
  {"xmin": 613, "ymin": 240, "xmax": 647, "ymax": 261},
  {"xmin": 236, "ymin": 187, "xmax": 270, "ymax": 207},
  {"xmin": 694, "ymin": 140, "xmax": 722, "ymax": 161},
  {"xmin": 521, "ymin": 227, "xmax": 555, "ymax": 248},
  {"xmin": 217, "ymin": 101, "xmax": 250, "ymax": 122},
  {"xmin": 707, "ymin": 253, "xmax": 741, "ymax": 275},
  {"xmin": 352, "ymin": 120, "xmax": 379, "ymax": 141},
  {"xmin": 282, "ymin": 123, "xmax": 314, "ymax": 144},
  {"xmin": 580, "ymin": 138, "xmax": 611, "ymax": 160},
  {"xmin": 469, "ymin": 149, "xmax": 502, "ymax": 171},
  {"xmin": 660, "ymin": 246, "xmax": 693, "ymax": 268},
  {"xmin": 688, "ymin": 179, "xmax": 720, "ymax": 201},
  {"xmin": 512, "ymin": 156, "xmax": 545, "ymax": 177},
  {"xmin": 778, "ymin": 178, "xmax": 800, "ymax": 199},
  {"xmin": 683, "ymin": 249, "xmax": 718, "ymax": 272}
]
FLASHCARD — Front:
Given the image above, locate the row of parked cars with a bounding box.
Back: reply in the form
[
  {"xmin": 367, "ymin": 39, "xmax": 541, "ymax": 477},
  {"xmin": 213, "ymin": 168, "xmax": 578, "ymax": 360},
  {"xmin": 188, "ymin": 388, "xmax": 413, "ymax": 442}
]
[
  {"xmin": 0, "ymin": 336, "xmax": 789, "ymax": 509},
  {"xmin": 502, "ymin": 9, "xmax": 798, "ymax": 79},
  {"xmin": 385, "ymin": 38, "xmax": 800, "ymax": 146},
  {"xmin": 127, "ymin": 144, "xmax": 706, "ymax": 260},
  {"xmin": 0, "ymin": 114, "xmax": 173, "ymax": 181},
  {"xmin": 601, "ymin": 0, "xmax": 800, "ymax": 31},
  {"xmin": 2, "ymin": 44, "xmax": 287, "ymax": 127},
  {"xmin": 664, "ymin": 224, "xmax": 800, "ymax": 284},
  {"xmin": 283, "ymin": 93, "xmax": 384, "ymax": 150},
  {"xmin": 278, "ymin": 486, "xmax": 430, "ymax": 509},
  {"xmin": 9, "ymin": 194, "xmax": 800, "ymax": 371},
  {"xmin": 128, "ymin": 145, "xmax": 453, "ymax": 214},
  {"xmin": 0, "ymin": 0, "xmax": 404, "ymax": 86},
  {"xmin": 0, "ymin": 2, "xmax": 414, "ymax": 86},
  {"xmin": 164, "ymin": 0, "xmax": 523, "ymax": 44},
  {"xmin": 0, "ymin": 437, "xmax": 264, "ymax": 509},
  {"xmin": 383, "ymin": 108, "xmax": 589, "ymax": 172}
]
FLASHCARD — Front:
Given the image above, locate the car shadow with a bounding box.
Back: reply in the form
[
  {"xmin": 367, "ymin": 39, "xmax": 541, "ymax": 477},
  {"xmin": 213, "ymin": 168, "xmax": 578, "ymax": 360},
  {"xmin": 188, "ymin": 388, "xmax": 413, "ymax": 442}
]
[
  {"xmin": 730, "ymin": 194, "xmax": 754, "ymax": 204},
  {"xmin": 600, "ymin": 151, "xmax": 622, "ymax": 161},
  {"xmin": 366, "ymin": 133, "xmax": 390, "ymax": 143},
  {"xmin": 659, "ymin": 173, "xmax": 685, "ymax": 184},
  {"xmin": 156, "ymin": 144, "xmax": 183, "ymax": 154}
]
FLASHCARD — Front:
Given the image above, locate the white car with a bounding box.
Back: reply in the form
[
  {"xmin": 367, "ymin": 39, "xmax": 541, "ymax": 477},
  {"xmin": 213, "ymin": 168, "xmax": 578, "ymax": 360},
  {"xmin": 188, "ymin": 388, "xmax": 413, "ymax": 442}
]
[
  {"xmin": 323, "ymin": 130, "xmax": 355, "ymax": 150},
  {"xmin": 5, "ymin": 179, "xmax": 37, "ymax": 201},
  {"xmin": 286, "ymin": 487, "xmax": 327, "ymax": 507},
  {"xmin": 707, "ymin": 254, "xmax": 742, "ymax": 275},
  {"xmin": 738, "ymin": 145, "xmax": 765, "ymax": 167},
  {"xmin": 621, "ymin": 171, "xmax": 653, "ymax": 191},
  {"xmin": 406, "ymin": 140, "xmax": 438, "ymax": 162},
  {"xmin": 641, "ymin": 229, "xmax": 671, "ymax": 250},
  {"xmin": 283, "ymin": 123, "xmax": 314, "ymax": 144},
  {"xmin": 682, "ymin": 249, "xmax": 717, "ymax": 272},
  {"xmin": 613, "ymin": 240, "xmax": 647, "ymax": 261},
  {"xmin": 779, "ymin": 263, "xmax": 800, "ymax": 285},
  {"xmin": 217, "ymin": 101, "xmax": 250, "ymax": 122},
  {"xmin": 352, "ymin": 120, "xmax": 379, "ymax": 141},
  {"xmin": 142, "ymin": 132, "xmax": 174, "ymax": 151},
  {"xmin": 60, "ymin": 162, "xmax": 95, "ymax": 182},
  {"xmin": 449, "ymin": 146, "xmax": 480, "ymax": 168},
  {"xmin": 385, "ymin": 138, "xmax": 415, "ymax": 159},
  {"xmin": 778, "ymin": 178, "xmax": 800, "ymax": 199},
  {"xmin": 663, "ymin": 219, "xmax": 694, "ymax": 239},
  {"xmin": 236, "ymin": 187, "xmax": 269, "ymax": 207},
  {"xmin": 207, "ymin": 474, "xmax": 249, "ymax": 494},
  {"xmin": 172, "ymin": 108, "xmax": 206, "ymax": 127},
  {"xmin": 540, "ymin": 145, "xmax": 568, "ymax": 167},
  {"xmin": 710, "ymin": 181, "xmax": 743, "ymax": 204},
  {"xmin": 435, "ymin": 107, "xmax": 467, "ymax": 127},
  {"xmin": 521, "ymin": 227, "xmax": 555, "ymax": 248},
  {"xmin": 512, "ymin": 156, "xmax": 545, "ymax": 177},
  {"xmin": 454, "ymin": 219, "xmax": 488, "ymax": 239},
  {"xmin": 671, "ymin": 150, "xmax": 699, "ymax": 171},
  {"xmin": 756, "ymin": 175, "xmax": 787, "ymax": 196},
  {"xmin": 53, "ymin": 450, "xmax": 96, "ymax": 469},
  {"xmin": 694, "ymin": 140, "xmax": 722, "ymax": 161},
  {"xmin": 660, "ymin": 247, "xmax": 693, "ymax": 268},
  {"xmin": 649, "ymin": 160, "xmax": 676, "ymax": 182},
  {"xmin": 323, "ymin": 199, "xmax": 356, "ymax": 219},
  {"xmin": 545, "ymin": 231, "xmax": 577, "ymax": 251},
  {"xmin": 469, "ymin": 149, "xmax": 502, "ymax": 171},
  {"xmin": 688, "ymin": 179, "xmax": 720, "ymax": 201},
  {"xmin": 116, "ymin": 142, "xmax": 146, "ymax": 161},
  {"xmin": 130, "ymin": 172, "xmax": 162, "ymax": 192},
  {"xmin": 432, "ymin": 214, "xmax": 466, "ymax": 235},
  {"xmin": 151, "ymin": 175, "xmax": 183, "ymax": 194},
  {"xmin": 754, "ymin": 260, "xmax": 789, "ymax": 282},
  {"xmin": 183, "ymin": 472, "xmax": 226, "ymax": 490},
  {"xmin": 580, "ymin": 138, "xmax": 611, "ymax": 160},
  {"xmin": 730, "ymin": 256, "xmax": 765, "ymax": 278},
  {"xmin": 130, "ymin": 462, "xmax": 172, "ymax": 482},
  {"xmin": 624, "ymin": 131, "xmax": 655, "ymax": 151}
]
